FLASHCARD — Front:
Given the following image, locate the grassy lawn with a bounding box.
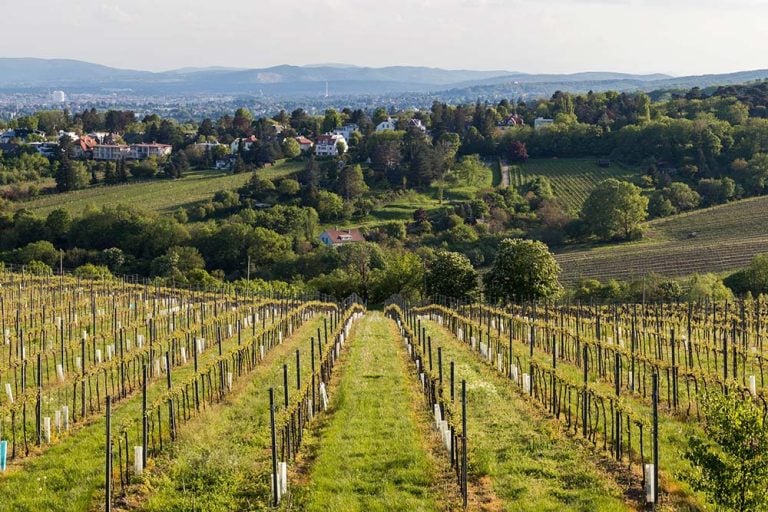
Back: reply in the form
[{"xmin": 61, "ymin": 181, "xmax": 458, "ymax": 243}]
[
  {"xmin": 137, "ymin": 312, "xmax": 330, "ymax": 512},
  {"xmin": 16, "ymin": 159, "xmax": 303, "ymax": 217},
  {"xmin": 419, "ymin": 318, "xmax": 631, "ymax": 512},
  {"xmin": 287, "ymin": 313, "xmax": 455, "ymax": 512}
]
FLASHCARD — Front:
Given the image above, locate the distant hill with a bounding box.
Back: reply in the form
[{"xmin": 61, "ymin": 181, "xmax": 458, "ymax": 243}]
[{"xmin": 0, "ymin": 58, "xmax": 765, "ymax": 99}]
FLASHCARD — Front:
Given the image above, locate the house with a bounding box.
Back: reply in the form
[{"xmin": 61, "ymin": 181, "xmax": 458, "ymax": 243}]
[
  {"xmin": 27, "ymin": 142, "xmax": 59, "ymax": 158},
  {"xmin": 333, "ymin": 123, "xmax": 359, "ymax": 140},
  {"xmin": 315, "ymin": 133, "xmax": 347, "ymax": 157},
  {"xmin": 295, "ymin": 136, "xmax": 314, "ymax": 152},
  {"xmin": 130, "ymin": 143, "xmax": 172, "ymax": 160},
  {"xmin": 319, "ymin": 228, "xmax": 365, "ymax": 247},
  {"xmin": 72, "ymin": 135, "xmax": 98, "ymax": 159},
  {"xmin": 93, "ymin": 144, "xmax": 131, "ymax": 161},
  {"xmin": 375, "ymin": 117, "xmax": 397, "ymax": 132},
  {"xmin": 231, "ymin": 135, "xmax": 258, "ymax": 154},
  {"xmin": 406, "ymin": 118, "xmax": 427, "ymax": 133},
  {"xmin": 0, "ymin": 129, "xmax": 45, "ymax": 143},
  {"xmin": 534, "ymin": 117, "xmax": 554, "ymax": 131},
  {"xmin": 498, "ymin": 114, "xmax": 525, "ymax": 128}
]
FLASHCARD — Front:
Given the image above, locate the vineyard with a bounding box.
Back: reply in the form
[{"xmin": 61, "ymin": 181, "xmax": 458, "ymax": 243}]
[
  {"xmin": 556, "ymin": 194, "xmax": 768, "ymax": 283},
  {"xmin": 2, "ymin": 267, "xmax": 766, "ymax": 510},
  {"xmin": 512, "ymin": 158, "xmax": 638, "ymax": 212}
]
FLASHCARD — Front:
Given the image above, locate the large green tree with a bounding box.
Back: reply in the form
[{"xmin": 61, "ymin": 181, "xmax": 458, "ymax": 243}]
[
  {"xmin": 581, "ymin": 179, "xmax": 648, "ymax": 240},
  {"xmin": 337, "ymin": 164, "xmax": 369, "ymax": 201},
  {"xmin": 425, "ymin": 250, "xmax": 478, "ymax": 301},
  {"xmin": 483, "ymin": 238, "xmax": 562, "ymax": 302}
]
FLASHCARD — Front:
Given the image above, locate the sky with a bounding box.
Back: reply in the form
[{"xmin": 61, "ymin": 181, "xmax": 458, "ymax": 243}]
[{"xmin": 2, "ymin": 0, "xmax": 768, "ymax": 76}]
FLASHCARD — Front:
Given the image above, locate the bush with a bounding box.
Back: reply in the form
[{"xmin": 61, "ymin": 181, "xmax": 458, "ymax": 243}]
[
  {"xmin": 26, "ymin": 260, "xmax": 53, "ymax": 276},
  {"xmin": 74, "ymin": 263, "xmax": 112, "ymax": 280}
]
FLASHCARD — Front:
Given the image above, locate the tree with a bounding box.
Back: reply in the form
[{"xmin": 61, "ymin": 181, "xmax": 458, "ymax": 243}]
[
  {"xmin": 425, "ymin": 250, "xmax": 478, "ymax": 301},
  {"xmin": 165, "ymin": 151, "xmax": 189, "ymax": 179},
  {"xmin": 483, "ymin": 238, "xmax": 562, "ymax": 302},
  {"xmin": 315, "ymin": 190, "xmax": 345, "ymax": 222},
  {"xmin": 322, "ymin": 109, "xmax": 342, "ymax": 134},
  {"xmin": 725, "ymin": 254, "xmax": 768, "ymax": 295},
  {"xmin": 281, "ymin": 137, "xmax": 301, "ymax": 159},
  {"xmin": 337, "ymin": 164, "xmax": 368, "ymax": 201},
  {"xmin": 55, "ymin": 159, "xmax": 90, "ymax": 192},
  {"xmin": 233, "ymin": 108, "xmax": 253, "ymax": 137},
  {"xmin": 581, "ymin": 179, "xmax": 648, "ymax": 240},
  {"xmin": 684, "ymin": 388, "xmax": 768, "ymax": 512},
  {"xmin": 453, "ymin": 154, "xmax": 491, "ymax": 187}
]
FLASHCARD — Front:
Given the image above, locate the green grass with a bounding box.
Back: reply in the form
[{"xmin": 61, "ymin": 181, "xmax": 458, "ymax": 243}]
[
  {"xmin": 139, "ymin": 312, "xmax": 330, "ymax": 512},
  {"xmin": 513, "ymin": 158, "xmax": 638, "ymax": 212},
  {"xmin": 418, "ymin": 318, "xmax": 631, "ymax": 512},
  {"xmin": 0, "ymin": 304, "xmax": 287, "ymax": 512},
  {"xmin": 421, "ymin": 305, "xmax": 710, "ymax": 510},
  {"xmin": 287, "ymin": 313, "xmax": 453, "ymax": 512},
  {"xmin": 556, "ymin": 195, "xmax": 768, "ymax": 283},
  {"xmin": 16, "ymin": 160, "xmax": 303, "ymax": 217}
]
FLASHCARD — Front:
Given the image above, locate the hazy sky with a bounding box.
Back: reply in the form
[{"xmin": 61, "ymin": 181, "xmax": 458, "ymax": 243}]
[{"xmin": 3, "ymin": 0, "xmax": 768, "ymax": 76}]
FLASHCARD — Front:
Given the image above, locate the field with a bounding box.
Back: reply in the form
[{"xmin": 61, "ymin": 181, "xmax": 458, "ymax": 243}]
[
  {"xmin": 512, "ymin": 158, "xmax": 638, "ymax": 212},
  {"xmin": 556, "ymin": 194, "xmax": 768, "ymax": 283},
  {"xmin": 4, "ymin": 266, "xmax": 766, "ymax": 511},
  {"xmin": 15, "ymin": 159, "xmax": 303, "ymax": 217}
]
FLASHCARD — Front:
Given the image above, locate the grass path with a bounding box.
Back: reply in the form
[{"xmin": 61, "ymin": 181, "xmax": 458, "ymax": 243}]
[
  {"xmin": 287, "ymin": 312, "xmax": 458, "ymax": 512},
  {"xmin": 420, "ymin": 318, "xmax": 633, "ymax": 512},
  {"xmin": 133, "ymin": 312, "xmax": 331, "ymax": 512}
]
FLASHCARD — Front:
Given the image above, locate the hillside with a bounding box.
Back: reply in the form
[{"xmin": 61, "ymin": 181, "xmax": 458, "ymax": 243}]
[
  {"xmin": 511, "ymin": 158, "xmax": 638, "ymax": 212},
  {"xmin": 555, "ymin": 195, "xmax": 768, "ymax": 283},
  {"xmin": 15, "ymin": 161, "xmax": 301, "ymax": 216}
]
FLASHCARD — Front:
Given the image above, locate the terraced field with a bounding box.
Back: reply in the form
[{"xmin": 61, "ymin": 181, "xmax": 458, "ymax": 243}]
[
  {"xmin": 512, "ymin": 158, "xmax": 638, "ymax": 212},
  {"xmin": 556, "ymin": 194, "xmax": 768, "ymax": 283}
]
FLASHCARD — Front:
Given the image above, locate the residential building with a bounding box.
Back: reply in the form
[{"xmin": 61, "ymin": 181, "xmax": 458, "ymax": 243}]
[
  {"xmin": 319, "ymin": 228, "xmax": 365, "ymax": 247},
  {"xmin": 93, "ymin": 144, "xmax": 131, "ymax": 161},
  {"xmin": 0, "ymin": 129, "xmax": 45, "ymax": 143},
  {"xmin": 231, "ymin": 135, "xmax": 258, "ymax": 154},
  {"xmin": 27, "ymin": 142, "xmax": 59, "ymax": 158},
  {"xmin": 130, "ymin": 143, "xmax": 172, "ymax": 160},
  {"xmin": 295, "ymin": 136, "xmax": 314, "ymax": 152},
  {"xmin": 407, "ymin": 118, "xmax": 427, "ymax": 133},
  {"xmin": 534, "ymin": 117, "xmax": 554, "ymax": 131},
  {"xmin": 72, "ymin": 135, "xmax": 98, "ymax": 159},
  {"xmin": 498, "ymin": 114, "xmax": 525, "ymax": 128},
  {"xmin": 315, "ymin": 133, "xmax": 347, "ymax": 157},
  {"xmin": 333, "ymin": 123, "xmax": 359, "ymax": 140},
  {"xmin": 375, "ymin": 117, "xmax": 397, "ymax": 132},
  {"xmin": 51, "ymin": 91, "xmax": 67, "ymax": 103}
]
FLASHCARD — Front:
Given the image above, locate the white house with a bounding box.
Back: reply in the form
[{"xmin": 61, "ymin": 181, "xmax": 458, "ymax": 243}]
[
  {"xmin": 130, "ymin": 143, "xmax": 172, "ymax": 160},
  {"xmin": 315, "ymin": 133, "xmax": 347, "ymax": 157},
  {"xmin": 94, "ymin": 144, "xmax": 131, "ymax": 161},
  {"xmin": 534, "ymin": 117, "xmax": 554, "ymax": 131},
  {"xmin": 375, "ymin": 117, "xmax": 397, "ymax": 132},
  {"xmin": 333, "ymin": 123, "xmax": 359, "ymax": 140},
  {"xmin": 320, "ymin": 228, "xmax": 365, "ymax": 247},
  {"xmin": 230, "ymin": 135, "xmax": 258, "ymax": 154}
]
